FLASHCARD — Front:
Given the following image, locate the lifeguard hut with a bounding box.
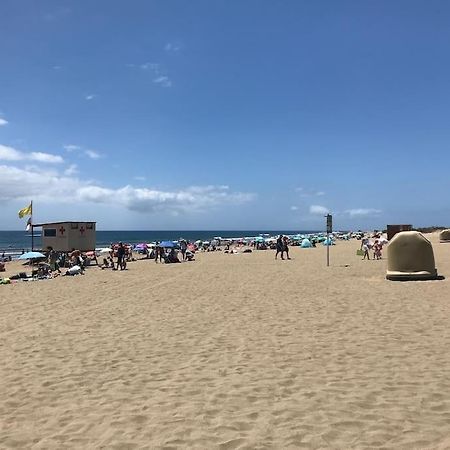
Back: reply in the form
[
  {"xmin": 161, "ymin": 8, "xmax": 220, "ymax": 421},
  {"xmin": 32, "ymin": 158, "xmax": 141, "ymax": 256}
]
[{"xmin": 34, "ymin": 221, "xmax": 96, "ymax": 252}]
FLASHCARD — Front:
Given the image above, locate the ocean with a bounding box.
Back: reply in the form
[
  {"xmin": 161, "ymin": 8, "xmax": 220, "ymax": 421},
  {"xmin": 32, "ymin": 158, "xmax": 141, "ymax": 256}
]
[{"xmin": 0, "ymin": 230, "xmax": 320, "ymax": 254}]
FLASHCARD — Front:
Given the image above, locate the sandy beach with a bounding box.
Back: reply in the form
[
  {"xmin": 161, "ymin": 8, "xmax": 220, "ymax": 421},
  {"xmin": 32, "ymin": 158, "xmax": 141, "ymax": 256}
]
[{"xmin": 1, "ymin": 233, "xmax": 450, "ymax": 449}]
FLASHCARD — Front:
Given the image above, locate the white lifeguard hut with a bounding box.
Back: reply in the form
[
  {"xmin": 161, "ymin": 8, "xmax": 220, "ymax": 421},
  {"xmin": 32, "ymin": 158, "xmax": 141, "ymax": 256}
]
[{"xmin": 34, "ymin": 221, "xmax": 96, "ymax": 252}]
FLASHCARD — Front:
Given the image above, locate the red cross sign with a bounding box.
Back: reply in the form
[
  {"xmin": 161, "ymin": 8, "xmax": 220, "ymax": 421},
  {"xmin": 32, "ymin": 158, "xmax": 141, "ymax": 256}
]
[{"xmin": 59, "ymin": 226, "xmax": 65, "ymax": 235}]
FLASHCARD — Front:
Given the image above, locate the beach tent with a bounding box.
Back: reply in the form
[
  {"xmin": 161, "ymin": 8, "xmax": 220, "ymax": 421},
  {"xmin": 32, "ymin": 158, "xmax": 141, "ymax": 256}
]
[
  {"xmin": 301, "ymin": 238, "xmax": 312, "ymax": 248},
  {"xmin": 322, "ymin": 238, "xmax": 334, "ymax": 246},
  {"xmin": 439, "ymin": 229, "xmax": 450, "ymax": 243},
  {"xmin": 386, "ymin": 231, "xmax": 438, "ymax": 281}
]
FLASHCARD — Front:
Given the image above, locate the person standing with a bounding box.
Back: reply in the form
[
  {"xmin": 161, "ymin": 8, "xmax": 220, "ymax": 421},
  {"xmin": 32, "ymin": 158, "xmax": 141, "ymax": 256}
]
[
  {"xmin": 179, "ymin": 239, "xmax": 188, "ymax": 261},
  {"xmin": 362, "ymin": 241, "xmax": 371, "ymax": 260},
  {"xmin": 283, "ymin": 236, "xmax": 291, "ymax": 260},
  {"xmin": 117, "ymin": 242, "xmax": 126, "ymax": 270},
  {"xmin": 275, "ymin": 235, "xmax": 284, "ymax": 260}
]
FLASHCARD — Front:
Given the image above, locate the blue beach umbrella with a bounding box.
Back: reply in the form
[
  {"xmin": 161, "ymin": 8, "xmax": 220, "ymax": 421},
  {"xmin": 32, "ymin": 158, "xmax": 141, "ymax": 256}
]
[
  {"xmin": 159, "ymin": 241, "xmax": 178, "ymax": 248},
  {"xmin": 19, "ymin": 251, "xmax": 46, "ymax": 260}
]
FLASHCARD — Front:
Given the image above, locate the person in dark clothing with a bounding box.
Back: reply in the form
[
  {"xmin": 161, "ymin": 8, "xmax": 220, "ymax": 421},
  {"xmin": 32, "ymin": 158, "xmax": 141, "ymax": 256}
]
[
  {"xmin": 117, "ymin": 242, "xmax": 126, "ymax": 270},
  {"xmin": 275, "ymin": 235, "xmax": 284, "ymax": 260},
  {"xmin": 283, "ymin": 236, "xmax": 291, "ymax": 260}
]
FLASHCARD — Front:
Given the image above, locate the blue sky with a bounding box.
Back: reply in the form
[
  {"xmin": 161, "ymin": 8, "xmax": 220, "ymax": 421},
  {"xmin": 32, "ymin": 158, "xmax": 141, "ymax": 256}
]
[{"xmin": 1, "ymin": 0, "xmax": 449, "ymax": 230}]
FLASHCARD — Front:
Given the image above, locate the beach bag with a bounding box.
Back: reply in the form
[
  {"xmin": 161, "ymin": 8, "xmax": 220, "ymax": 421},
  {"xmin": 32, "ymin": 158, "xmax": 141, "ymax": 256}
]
[{"xmin": 356, "ymin": 249, "xmax": 364, "ymax": 256}]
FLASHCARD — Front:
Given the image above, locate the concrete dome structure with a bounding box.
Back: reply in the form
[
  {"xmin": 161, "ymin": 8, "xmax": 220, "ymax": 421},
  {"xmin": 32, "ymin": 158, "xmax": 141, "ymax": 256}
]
[
  {"xmin": 439, "ymin": 229, "xmax": 450, "ymax": 243},
  {"xmin": 386, "ymin": 231, "xmax": 438, "ymax": 281}
]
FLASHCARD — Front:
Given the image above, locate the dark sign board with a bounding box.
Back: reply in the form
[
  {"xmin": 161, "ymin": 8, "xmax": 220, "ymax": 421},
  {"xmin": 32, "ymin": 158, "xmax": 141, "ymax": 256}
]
[{"xmin": 326, "ymin": 214, "xmax": 332, "ymax": 233}]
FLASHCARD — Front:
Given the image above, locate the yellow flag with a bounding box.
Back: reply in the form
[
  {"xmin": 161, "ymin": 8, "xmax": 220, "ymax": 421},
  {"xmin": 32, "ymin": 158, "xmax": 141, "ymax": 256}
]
[{"xmin": 18, "ymin": 203, "xmax": 32, "ymax": 218}]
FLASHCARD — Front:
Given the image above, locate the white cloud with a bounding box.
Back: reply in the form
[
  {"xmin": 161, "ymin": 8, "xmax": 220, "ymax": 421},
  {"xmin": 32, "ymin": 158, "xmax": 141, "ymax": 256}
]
[
  {"xmin": 29, "ymin": 152, "xmax": 63, "ymax": 163},
  {"xmin": 0, "ymin": 118, "xmax": 8, "ymax": 126},
  {"xmin": 85, "ymin": 94, "xmax": 95, "ymax": 101},
  {"xmin": 64, "ymin": 164, "xmax": 78, "ymax": 176},
  {"xmin": 134, "ymin": 176, "xmax": 146, "ymax": 181},
  {"xmin": 77, "ymin": 184, "xmax": 254, "ymax": 213},
  {"xmin": 0, "ymin": 164, "xmax": 255, "ymax": 214},
  {"xmin": 153, "ymin": 76, "xmax": 172, "ymax": 88},
  {"xmin": 290, "ymin": 206, "xmax": 298, "ymax": 211},
  {"xmin": 53, "ymin": 65, "xmax": 62, "ymax": 70},
  {"xmin": 64, "ymin": 144, "xmax": 81, "ymax": 152},
  {"xmin": 345, "ymin": 208, "xmax": 382, "ymax": 217},
  {"xmin": 0, "ymin": 144, "xmax": 63, "ymax": 163},
  {"xmin": 309, "ymin": 204, "xmax": 329, "ymax": 215},
  {"xmin": 85, "ymin": 149, "xmax": 101, "ymax": 159}
]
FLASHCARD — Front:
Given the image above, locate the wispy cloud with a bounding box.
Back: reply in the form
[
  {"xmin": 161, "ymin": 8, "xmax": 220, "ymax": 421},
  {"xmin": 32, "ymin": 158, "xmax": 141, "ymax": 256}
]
[
  {"xmin": 345, "ymin": 208, "xmax": 382, "ymax": 217},
  {"xmin": 64, "ymin": 144, "xmax": 81, "ymax": 152},
  {"xmin": 153, "ymin": 76, "xmax": 172, "ymax": 88},
  {"xmin": 309, "ymin": 204, "xmax": 329, "ymax": 215},
  {"xmin": 130, "ymin": 62, "xmax": 173, "ymax": 88},
  {"xmin": 0, "ymin": 118, "xmax": 8, "ymax": 126},
  {"xmin": 165, "ymin": 42, "xmax": 181, "ymax": 52},
  {"xmin": 53, "ymin": 65, "xmax": 62, "ymax": 70},
  {"xmin": 85, "ymin": 94, "xmax": 96, "ymax": 101},
  {"xmin": 290, "ymin": 206, "xmax": 299, "ymax": 211},
  {"xmin": 64, "ymin": 144, "xmax": 103, "ymax": 160},
  {"xmin": 64, "ymin": 164, "xmax": 78, "ymax": 176},
  {"xmin": 134, "ymin": 176, "xmax": 146, "ymax": 181},
  {"xmin": 84, "ymin": 149, "xmax": 101, "ymax": 159},
  {"xmin": 140, "ymin": 62, "xmax": 160, "ymax": 71},
  {"xmin": 296, "ymin": 187, "xmax": 325, "ymax": 197},
  {"xmin": 0, "ymin": 144, "xmax": 63, "ymax": 164}
]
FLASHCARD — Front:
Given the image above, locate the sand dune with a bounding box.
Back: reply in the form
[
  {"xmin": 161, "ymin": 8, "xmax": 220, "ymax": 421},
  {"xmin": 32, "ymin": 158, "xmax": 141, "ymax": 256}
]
[{"xmin": 1, "ymin": 233, "xmax": 450, "ymax": 448}]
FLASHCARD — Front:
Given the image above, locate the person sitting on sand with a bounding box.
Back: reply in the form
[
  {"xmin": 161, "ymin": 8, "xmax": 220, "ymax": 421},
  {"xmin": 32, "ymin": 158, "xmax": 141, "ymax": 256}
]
[{"xmin": 167, "ymin": 248, "xmax": 180, "ymax": 263}]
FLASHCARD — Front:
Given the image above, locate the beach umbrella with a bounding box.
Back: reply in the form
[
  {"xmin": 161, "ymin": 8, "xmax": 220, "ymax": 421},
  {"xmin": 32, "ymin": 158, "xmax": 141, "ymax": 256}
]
[
  {"xmin": 19, "ymin": 251, "xmax": 46, "ymax": 260},
  {"xmin": 159, "ymin": 240, "xmax": 178, "ymax": 248}
]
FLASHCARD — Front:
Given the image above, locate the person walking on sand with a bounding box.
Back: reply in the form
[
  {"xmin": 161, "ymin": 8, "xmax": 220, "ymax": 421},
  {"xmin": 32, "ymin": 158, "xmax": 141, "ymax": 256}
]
[{"xmin": 275, "ymin": 235, "xmax": 284, "ymax": 260}]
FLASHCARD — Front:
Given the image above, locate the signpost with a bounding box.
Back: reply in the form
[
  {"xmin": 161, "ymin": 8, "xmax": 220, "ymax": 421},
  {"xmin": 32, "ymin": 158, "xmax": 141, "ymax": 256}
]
[{"xmin": 326, "ymin": 214, "xmax": 332, "ymax": 267}]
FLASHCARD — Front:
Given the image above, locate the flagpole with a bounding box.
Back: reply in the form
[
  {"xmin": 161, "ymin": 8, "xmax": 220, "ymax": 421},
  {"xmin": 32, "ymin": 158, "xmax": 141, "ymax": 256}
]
[{"xmin": 31, "ymin": 200, "xmax": 34, "ymax": 251}]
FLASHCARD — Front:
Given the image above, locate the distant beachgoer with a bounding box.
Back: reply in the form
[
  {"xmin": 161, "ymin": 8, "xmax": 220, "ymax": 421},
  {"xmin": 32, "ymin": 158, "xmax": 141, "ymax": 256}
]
[
  {"xmin": 117, "ymin": 242, "xmax": 126, "ymax": 270},
  {"xmin": 275, "ymin": 235, "xmax": 284, "ymax": 260},
  {"xmin": 283, "ymin": 236, "xmax": 291, "ymax": 260},
  {"xmin": 362, "ymin": 242, "xmax": 370, "ymax": 260},
  {"xmin": 47, "ymin": 246, "xmax": 60, "ymax": 272},
  {"xmin": 373, "ymin": 240, "xmax": 382, "ymax": 260},
  {"xmin": 179, "ymin": 239, "xmax": 188, "ymax": 261}
]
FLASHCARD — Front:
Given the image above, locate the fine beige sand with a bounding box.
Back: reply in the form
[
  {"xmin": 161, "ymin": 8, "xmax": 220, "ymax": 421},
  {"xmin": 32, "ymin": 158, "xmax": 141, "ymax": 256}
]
[{"xmin": 1, "ymin": 233, "xmax": 450, "ymax": 449}]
